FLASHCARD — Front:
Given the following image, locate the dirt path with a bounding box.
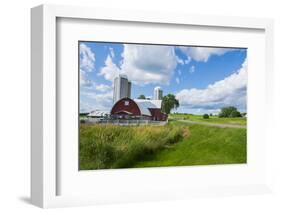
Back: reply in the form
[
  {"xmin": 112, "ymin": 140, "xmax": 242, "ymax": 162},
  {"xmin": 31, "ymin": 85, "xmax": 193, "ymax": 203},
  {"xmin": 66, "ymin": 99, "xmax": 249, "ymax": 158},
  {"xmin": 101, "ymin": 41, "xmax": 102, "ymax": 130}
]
[{"xmin": 178, "ymin": 120, "xmax": 247, "ymax": 129}]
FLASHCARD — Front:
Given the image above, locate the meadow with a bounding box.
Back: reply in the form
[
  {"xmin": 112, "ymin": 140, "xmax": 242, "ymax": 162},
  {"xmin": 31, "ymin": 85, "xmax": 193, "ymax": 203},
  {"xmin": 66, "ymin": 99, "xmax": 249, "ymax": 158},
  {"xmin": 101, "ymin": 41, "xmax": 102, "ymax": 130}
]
[
  {"xmin": 79, "ymin": 117, "xmax": 247, "ymax": 170},
  {"xmin": 169, "ymin": 113, "xmax": 247, "ymax": 125},
  {"xmin": 134, "ymin": 121, "xmax": 246, "ymax": 168}
]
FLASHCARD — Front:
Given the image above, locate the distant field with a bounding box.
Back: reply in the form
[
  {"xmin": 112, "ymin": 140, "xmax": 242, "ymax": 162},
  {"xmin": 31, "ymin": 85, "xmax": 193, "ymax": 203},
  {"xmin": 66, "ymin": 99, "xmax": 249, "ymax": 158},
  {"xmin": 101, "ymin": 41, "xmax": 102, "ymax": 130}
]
[
  {"xmin": 79, "ymin": 119, "xmax": 247, "ymax": 170},
  {"xmin": 133, "ymin": 121, "xmax": 247, "ymax": 168},
  {"xmin": 169, "ymin": 113, "xmax": 247, "ymax": 125}
]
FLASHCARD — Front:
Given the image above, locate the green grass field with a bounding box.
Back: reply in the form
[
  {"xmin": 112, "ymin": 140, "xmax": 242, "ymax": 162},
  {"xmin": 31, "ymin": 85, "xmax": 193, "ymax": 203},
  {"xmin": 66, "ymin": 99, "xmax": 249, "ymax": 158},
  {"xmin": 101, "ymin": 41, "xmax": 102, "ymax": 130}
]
[
  {"xmin": 133, "ymin": 121, "xmax": 246, "ymax": 168},
  {"xmin": 169, "ymin": 113, "xmax": 247, "ymax": 125},
  {"xmin": 79, "ymin": 118, "xmax": 247, "ymax": 170}
]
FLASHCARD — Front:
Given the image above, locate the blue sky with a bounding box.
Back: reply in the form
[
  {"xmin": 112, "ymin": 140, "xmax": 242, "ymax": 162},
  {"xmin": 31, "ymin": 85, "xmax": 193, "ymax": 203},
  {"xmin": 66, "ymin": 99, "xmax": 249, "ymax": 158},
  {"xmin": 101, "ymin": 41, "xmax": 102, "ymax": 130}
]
[{"xmin": 79, "ymin": 41, "xmax": 247, "ymax": 114}]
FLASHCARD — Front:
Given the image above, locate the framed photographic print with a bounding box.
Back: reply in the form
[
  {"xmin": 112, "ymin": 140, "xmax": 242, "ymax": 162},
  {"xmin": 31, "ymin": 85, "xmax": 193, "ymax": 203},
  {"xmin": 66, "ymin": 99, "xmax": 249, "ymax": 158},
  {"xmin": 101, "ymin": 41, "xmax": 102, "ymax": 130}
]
[
  {"xmin": 31, "ymin": 4, "xmax": 274, "ymax": 208},
  {"xmin": 78, "ymin": 41, "xmax": 247, "ymax": 171}
]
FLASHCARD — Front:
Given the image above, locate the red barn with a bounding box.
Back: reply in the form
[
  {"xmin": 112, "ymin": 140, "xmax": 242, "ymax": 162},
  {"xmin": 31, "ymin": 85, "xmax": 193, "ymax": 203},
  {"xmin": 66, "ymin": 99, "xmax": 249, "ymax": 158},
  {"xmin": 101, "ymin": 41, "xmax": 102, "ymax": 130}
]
[{"xmin": 111, "ymin": 97, "xmax": 167, "ymax": 121}]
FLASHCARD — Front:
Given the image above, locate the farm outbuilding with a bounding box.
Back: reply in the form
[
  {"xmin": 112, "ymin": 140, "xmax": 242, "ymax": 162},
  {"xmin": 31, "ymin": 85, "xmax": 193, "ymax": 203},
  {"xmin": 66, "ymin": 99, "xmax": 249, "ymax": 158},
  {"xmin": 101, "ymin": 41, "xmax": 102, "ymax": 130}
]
[
  {"xmin": 87, "ymin": 110, "xmax": 109, "ymax": 118},
  {"xmin": 110, "ymin": 97, "xmax": 167, "ymax": 121}
]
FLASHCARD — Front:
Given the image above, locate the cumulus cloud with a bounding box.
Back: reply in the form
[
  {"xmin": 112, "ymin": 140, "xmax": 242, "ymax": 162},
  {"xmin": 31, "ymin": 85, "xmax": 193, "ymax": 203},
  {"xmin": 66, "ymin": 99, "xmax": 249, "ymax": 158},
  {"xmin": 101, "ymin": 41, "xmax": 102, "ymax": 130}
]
[
  {"xmin": 122, "ymin": 44, "xmax": 178, "ymax": 84},
  {"xmin": 98, "ymin": 45, "xmax": 238, "ymax": 85},
  {"xmin": 80, "ymin": 68, "xmax": 111, "ymax": 93},
  {"xmin": 80, "ymin": 43, "xmax": 96, "ymax": 90},
  {"xmin": 179, "ymin": 47, "xmax": 235, "ymax": 62},
  {"xmin": 99, "ymin": 44, "xmax": 178, "ymax": 85},
  {"xmin": 99, "ymin": 55, "xmax": 121, "ymax": 82},
  {"xmin": 80, "ymin": 43, "xmax": 95, "ymax": 72},
  {"xmin": 80, "ymin": 69, "xmax": 95, "ymax": 89},
  {"xmin": 95, "ymin": 83, "xmax": 112, "ymax": 92},
  {"xmin": 80, "ymin": 82, "xmax": 113, "ymax": 112},
  {"xmin": 109, "ymin": 47, "xmax": 115, "ymax": 58},
  {"xmin": 81, "ymin": 91, "xmax": 113, "ymax": 111},
  {"xmin": 184, "ymin": 56, "xmax": 192, "ymax": 64},
  {"xmin": 176, "ymin": 57, "xmax": 184, "ymax": 65},
  {"xmin": 176, "ymin": 58, "xmax": 247, "ymax": 112}
]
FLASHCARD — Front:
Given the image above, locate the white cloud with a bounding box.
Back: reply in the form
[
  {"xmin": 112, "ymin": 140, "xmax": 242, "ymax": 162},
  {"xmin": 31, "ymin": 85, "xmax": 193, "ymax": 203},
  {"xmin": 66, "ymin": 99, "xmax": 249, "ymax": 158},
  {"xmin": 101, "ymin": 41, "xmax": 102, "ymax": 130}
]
[
  {"xmin": 80, "ymin": 43, "xmax": 95, "ymax": 72},
  {"xmin": 80, "ymin": 101, "xmax": 93, "ymax": 113},
  {"xmin": 122, "ymin": 44, "xmax": 178, "ymax": 84},
  {"xmin": 95, "ymin": 83, "xmax": 112, "ymax": 92},
  {"xmin": 179, "ymin": 47, "xmax": 235, "ymax": 62},
  {"xmin": 176, "ymin": 57, "xmax": 184, "ymax": 65},
  {"xmin": 80, "ymin": 83, "xmax": 113, "ymax": 112},
  {"xmin": 80, "ymin": 69, "xmax": 95, "ymax": 88},
  {"xmin": 99, "ymin": 55, "xmax": 121, "ymax": 81},
  {"xmin": 177, "ymin": 56, "xmax": 191, "ymax": 65},
  {"xmin": 99, "ymin": 44, "xmax": 178, "ymax": 85},
  {"xmin": 176, "ymin": 58, "xmax": 247, "ymax": 112},
  {"xmin": 80, "ymin": 43, "xmax": 96, "ymax": 91},
  {"xmin": 80, "ymin": 69, "xmax": 111, "ymax": 92},
  {"xmin": 184, "ymin": 56, "xmax": 192, "ymax": 64},
  {"xmin": 109, "ymin": 47, "xmax": 115, "ymax": 58},
  {"xmin": 99, "ymin": 45, "xmax": 237, "ymax": 85},
  {"xmin": 81, "ymin": 91, "xmax": 113, "ymax": 111},
  {"xmin": 176, "ymin": 77, "xmax": 180, "ymax": 84},
  {"xmin": 189, "ymin": 65, "xmax": 195, "ymax": 73}
]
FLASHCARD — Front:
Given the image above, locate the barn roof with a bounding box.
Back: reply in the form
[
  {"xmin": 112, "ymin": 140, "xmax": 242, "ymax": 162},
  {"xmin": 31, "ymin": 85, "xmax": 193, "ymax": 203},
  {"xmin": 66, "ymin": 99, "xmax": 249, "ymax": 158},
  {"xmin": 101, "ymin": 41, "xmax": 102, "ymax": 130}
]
[{"xmin": 134, "ymin": 99, "xmax": 162, "ymax": 116}]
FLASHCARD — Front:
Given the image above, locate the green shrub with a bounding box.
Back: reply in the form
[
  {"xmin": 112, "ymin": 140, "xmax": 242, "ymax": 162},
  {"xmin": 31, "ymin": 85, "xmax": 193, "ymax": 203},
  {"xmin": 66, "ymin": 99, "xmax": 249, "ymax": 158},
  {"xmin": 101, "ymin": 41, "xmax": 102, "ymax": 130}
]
[
  {"xmin": 79, "ymin": 124, "xmax": 185, "ymax": 170},
  {"xmin": 218, "ymin": 106, "xmax": 242, "ymax": 118},
  {"xmin": 203, "ymin": 114, "xmax": 209, "ymax": 119},
  {"xmin": 229, "ymin": 110, "xmax": 242, "ymax": 118}
]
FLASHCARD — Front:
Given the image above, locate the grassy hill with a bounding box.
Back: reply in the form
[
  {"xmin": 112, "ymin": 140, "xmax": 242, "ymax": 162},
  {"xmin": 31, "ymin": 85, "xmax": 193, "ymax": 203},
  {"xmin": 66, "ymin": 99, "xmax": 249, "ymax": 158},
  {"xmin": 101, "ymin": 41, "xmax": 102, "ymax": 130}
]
[
  {"xmin": 133, "ymin": 121, "xmax": 246, "ymax": 168},
  {"xmin": 79, "ymin": 118, "xmax": 247, "ymax": 170}
]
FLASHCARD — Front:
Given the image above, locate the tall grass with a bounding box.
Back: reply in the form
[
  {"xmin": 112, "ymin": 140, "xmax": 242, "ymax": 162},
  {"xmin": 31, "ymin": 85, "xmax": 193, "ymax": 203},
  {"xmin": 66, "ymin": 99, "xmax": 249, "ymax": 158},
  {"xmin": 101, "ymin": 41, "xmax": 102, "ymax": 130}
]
[{"xmin": 79, "ymin": 124, "xmax": 184, "ymax": 170}]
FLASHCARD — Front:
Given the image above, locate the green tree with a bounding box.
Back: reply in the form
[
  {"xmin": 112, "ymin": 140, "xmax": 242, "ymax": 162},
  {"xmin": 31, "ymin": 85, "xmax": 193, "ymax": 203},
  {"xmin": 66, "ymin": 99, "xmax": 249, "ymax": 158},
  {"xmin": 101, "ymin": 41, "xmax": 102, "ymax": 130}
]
[
  {"xmin": 203, "ymin": 114, "xmax": 209, "ymax": 119},
  {"xmin": 218, "ymin": 106, "xmax": 241, "ymax": 118},
  {"xmin": 138, "ymin": 94, "xmax": 146, "ymax": 99},
  {"xmin": 161, "ymin": 94, "xmax": 179, "ymax": 114},
  {"xmin": 230, "ymin": 110, "xmax": 242, "ymax": 118}
]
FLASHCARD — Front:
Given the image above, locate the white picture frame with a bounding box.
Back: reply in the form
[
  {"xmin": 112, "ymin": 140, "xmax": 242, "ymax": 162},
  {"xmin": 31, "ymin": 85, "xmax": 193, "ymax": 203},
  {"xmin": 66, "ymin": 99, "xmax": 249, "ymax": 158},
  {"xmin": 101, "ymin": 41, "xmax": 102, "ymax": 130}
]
[{"xmin": 31, "ymin": 4, "xmax": 274, "ymax": 208}]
